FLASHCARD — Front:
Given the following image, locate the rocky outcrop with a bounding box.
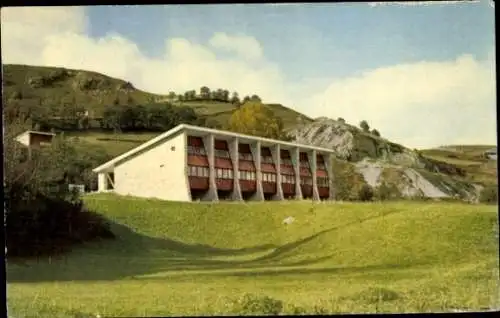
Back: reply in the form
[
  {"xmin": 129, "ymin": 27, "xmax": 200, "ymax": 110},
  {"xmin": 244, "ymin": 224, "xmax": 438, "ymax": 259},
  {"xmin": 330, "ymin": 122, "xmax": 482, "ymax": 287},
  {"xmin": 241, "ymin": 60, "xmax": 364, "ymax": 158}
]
[{"xmin": 291, "ymin": 117, "xmax": 481, "ymax": 201}]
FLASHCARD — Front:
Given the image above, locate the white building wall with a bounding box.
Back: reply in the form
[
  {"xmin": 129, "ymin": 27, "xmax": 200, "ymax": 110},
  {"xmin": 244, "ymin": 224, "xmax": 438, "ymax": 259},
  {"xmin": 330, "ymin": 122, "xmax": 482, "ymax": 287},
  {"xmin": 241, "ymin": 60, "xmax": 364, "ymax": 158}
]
[{"xmin": 113, "ymin": 132, "xmax": 191, "ymax": 201}]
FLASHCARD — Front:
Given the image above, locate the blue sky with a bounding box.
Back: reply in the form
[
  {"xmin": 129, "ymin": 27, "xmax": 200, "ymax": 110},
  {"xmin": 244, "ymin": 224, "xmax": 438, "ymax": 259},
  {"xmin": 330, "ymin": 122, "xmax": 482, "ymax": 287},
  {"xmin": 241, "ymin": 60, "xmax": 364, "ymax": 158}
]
[
  {"xmin": 87, "ymin": 2, "xmax": 495, "ymax": 81},
  {"xmin": 2, "ymin": 3, "xmax": 496, "ymax": 148}
]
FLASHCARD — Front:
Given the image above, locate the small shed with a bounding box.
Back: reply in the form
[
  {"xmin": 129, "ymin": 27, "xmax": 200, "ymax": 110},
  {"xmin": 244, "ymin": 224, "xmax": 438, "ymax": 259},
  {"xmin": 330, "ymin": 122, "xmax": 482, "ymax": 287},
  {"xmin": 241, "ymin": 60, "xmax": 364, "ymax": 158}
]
[{"xmin": 15, "ymin": 130, "xmax": 55, "ymax": 148}]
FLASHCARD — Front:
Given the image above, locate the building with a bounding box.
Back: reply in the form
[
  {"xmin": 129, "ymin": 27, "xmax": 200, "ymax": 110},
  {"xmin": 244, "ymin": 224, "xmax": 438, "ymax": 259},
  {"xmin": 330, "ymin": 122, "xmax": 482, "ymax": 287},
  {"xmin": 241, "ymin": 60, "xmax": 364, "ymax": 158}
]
[
  {"xmin": 92, "ymin": 124, "xmax": 335, "ymax": 202},
  {"xmin": 15, "ymin": 130, "xmax": 55, "ymax": 148}
]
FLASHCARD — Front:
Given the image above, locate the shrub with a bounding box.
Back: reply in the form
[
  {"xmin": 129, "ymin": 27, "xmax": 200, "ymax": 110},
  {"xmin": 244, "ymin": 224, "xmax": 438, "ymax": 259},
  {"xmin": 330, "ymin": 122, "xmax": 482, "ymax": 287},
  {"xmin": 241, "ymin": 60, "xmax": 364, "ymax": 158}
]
[
  {"xmin": 352, "ymin": 287, "xmax": 400, "ymax": 304},
  {"xmin": 4, "ymin": 123, "xmax": 115, "ymax": 257},
  {"xmin": 230, "ymin": 293, "xmax": 284, "ymax": 315},
  {"xmin": 374, "ymin": 182, "xmax": 401, "ymax": 201},
  {"xmin": 360, "ymin": 120, "xmax": 370, "ymax": 132},
  {"xmin": 479, "ymin": 185, "xmax": 498, "ymax": 204},
  {"xmin": 358, "ymin": 184, "xmax": 374, "ymax": 201}
]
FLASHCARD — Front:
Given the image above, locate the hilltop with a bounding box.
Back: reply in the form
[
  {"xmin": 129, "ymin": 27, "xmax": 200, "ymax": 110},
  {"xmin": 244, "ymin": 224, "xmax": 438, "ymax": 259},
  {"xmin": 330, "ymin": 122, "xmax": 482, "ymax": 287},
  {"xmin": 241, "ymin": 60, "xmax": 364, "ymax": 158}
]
[{"xmin": 3, "ymin": 64, "xmax": 496, "ymax": 202}]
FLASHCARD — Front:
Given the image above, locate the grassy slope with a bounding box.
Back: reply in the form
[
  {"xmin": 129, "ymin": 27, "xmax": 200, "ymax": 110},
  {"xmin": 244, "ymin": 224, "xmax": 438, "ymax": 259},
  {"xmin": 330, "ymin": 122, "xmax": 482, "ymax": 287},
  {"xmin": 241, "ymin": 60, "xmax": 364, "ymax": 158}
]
[
  {"xmin": 420, "ymin": 146, "xmax": 497, "ymax": 186},
  {"xmin": 3, "ymin": 64, "xmax": 310, "ymax": 130},
  {"xmin": 7, "ymin": 194, "xmax": 499, "ymax": 316}
]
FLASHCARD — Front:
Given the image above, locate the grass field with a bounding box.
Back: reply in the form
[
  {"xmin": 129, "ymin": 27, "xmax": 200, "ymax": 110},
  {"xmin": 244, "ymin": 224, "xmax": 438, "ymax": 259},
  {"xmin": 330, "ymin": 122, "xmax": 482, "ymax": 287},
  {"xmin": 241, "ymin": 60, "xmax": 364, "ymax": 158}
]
[{"xmin": 6, "ymin": 194, "xmax": 499, "ymax": 316}]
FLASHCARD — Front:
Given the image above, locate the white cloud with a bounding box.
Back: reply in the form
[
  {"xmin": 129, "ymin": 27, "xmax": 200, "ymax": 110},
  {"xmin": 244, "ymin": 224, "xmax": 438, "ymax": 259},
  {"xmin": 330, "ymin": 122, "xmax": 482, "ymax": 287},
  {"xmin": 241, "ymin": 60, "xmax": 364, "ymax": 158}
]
[
  {"xmin": 1, "ymin": 6, "xmax": 496, "ymax": 149},
  {"xmin": 209, "ymin": 32, "xmax": 263, "ymax": 60},
  {"xmin": 306, "ymin": 53, "xmax": 496, "ymax": 149}
]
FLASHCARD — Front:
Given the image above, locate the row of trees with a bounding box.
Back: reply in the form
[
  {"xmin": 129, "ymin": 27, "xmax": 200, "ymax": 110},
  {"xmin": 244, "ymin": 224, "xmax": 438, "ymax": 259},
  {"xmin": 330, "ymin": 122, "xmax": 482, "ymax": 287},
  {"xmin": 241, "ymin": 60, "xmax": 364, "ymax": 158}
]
[
  {"xmin": 171, "ymin": 86, "xmax": 262, "ymax": 105},
  {"xmin": 101, "ymin": 103, "xmax": 201, "ymax": 132}
]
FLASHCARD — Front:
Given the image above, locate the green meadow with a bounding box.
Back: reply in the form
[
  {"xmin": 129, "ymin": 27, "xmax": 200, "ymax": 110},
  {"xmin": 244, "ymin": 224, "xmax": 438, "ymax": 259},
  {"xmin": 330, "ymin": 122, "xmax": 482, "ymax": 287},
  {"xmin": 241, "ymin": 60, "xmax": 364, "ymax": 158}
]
[{"xmin": 6, "ymin": 194, "xmax": 499, "ymax": 316}]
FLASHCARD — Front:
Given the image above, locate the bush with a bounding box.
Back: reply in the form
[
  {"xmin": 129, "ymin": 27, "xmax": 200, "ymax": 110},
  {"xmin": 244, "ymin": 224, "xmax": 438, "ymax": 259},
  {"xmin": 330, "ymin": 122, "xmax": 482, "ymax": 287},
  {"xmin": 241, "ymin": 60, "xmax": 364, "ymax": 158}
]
[
  {"xmin": 4, "ymin": 124, "xmax": 115, "ymax": 257},
  {"xmin": 358, "ymin": 184, "xmax": 374, "ymax": 201},
  {"xmin": 479, "ymin": 185, "xmax": 498, "ymax": 204},
  {"xmin": 374, "ymin": 182, "xmax": 401, "ymax": 201},
  {"xmin": 353, "ymin": 287, "xmax": 400, "ymax": 304},
  {"xmin": 5, "ymin": 188, "xmax": 114, "ymax": 257},
  {"xmin": 230, "ymin": 293, "xmax": 284, "ymax": 315}
]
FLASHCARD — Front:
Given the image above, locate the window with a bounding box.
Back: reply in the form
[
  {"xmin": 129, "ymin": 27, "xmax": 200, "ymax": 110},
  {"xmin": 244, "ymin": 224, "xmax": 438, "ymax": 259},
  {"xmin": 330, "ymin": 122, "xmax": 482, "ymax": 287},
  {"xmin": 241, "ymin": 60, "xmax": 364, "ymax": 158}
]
[
  {"xmin": 215, "ymin": 149, "xmax": 230, "ymax": 158},
  {"xmin": 301, "ymin": 177, "xmax": 313, "ymax": 186},
  {"xmin": 188, "ymin": 146, "xmax": 206, "ymax": 155},
  {"xmin": 317, "ymin": 177, "xmax": 329, "ymax": 187},
  {"xmin": 188, "ymin": 165, "xmax": 209, "ymax": 177},
  {"xmin": 261, "ymin": 156, "xmax": 273, "ymax": 164},
  {"xmin": 300, "ymin": 161, "xmax": 310, "ymax": 168},
  {"xmin": 281, "ymin": 158, "xmax": 293, "ymax": 165},
  {"xmin": 239, "ymin": 153, "xmax": 253, "ymax": 161},
  {"xmin": 317, "ymin": 163, "xmax": 326, "ymax": 170},
  {"xmin": 215, "ymin": 168, "xmax": 235, "ymax": 180},
  {"xmin": 281, "ymin": 173, "xmax": 297, "ymax": 184}
]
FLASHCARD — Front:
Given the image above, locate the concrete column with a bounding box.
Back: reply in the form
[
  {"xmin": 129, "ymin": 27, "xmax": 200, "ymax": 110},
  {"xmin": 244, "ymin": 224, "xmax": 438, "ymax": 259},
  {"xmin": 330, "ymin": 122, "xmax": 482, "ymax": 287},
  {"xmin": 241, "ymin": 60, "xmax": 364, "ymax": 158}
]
[
  {"xmin": 292, "ymin": 147, "xmax": 303, "ymax": 200},
  {"xmin": 271, "ymin": 144, "xmax": 284, "ymax": 200},
  {"xmin": 202, "ymin": 134, "xmax": 219, "ymax": 202},
  {"xmin": 98, "ymin": 173, "xmax": 107, "ymax": 191},
  {"xmin": 249, "ymin": 141, "xmax": 264, "ymax": 201},
  {"xmin": 325, "ymin": 153, "xmax": 336, "ymax": 200},
  {"xmin": 228, "ymin": 137, "xmax": 242, "ymax": 201},
  {"xmin": 308, "ymin": 150, "xmax": 320, "ymax": 201},
  {"xmin": 183, "ymin": 133, "xmax": 193, "ymax": 202}
]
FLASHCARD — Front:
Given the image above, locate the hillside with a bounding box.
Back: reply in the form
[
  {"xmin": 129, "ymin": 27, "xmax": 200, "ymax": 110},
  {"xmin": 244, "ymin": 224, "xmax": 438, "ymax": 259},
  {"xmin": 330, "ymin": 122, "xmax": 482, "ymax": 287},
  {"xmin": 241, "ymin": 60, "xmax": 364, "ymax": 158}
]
[
  {"xmin": 293, "ymin": 118, "xmax": 497, "ymax": 201},
  {"xmin": 7, "ymin": 194, "xmax": 499, "ymax": 316},
  {"xmin": 3, "ymin": 64, "xmax": 496, "ymax": 202},
  {"xmin": 2, "ymin": 64, "xmax": 311, "ymax": 129}
]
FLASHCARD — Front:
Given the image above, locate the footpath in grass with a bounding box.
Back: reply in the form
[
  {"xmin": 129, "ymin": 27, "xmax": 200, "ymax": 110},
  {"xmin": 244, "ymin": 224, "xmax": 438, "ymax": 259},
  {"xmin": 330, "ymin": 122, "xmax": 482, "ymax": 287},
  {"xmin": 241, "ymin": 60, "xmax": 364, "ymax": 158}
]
[{"xmin": 6, "ymin": 194, "xmax": 500, "ymax": 316}]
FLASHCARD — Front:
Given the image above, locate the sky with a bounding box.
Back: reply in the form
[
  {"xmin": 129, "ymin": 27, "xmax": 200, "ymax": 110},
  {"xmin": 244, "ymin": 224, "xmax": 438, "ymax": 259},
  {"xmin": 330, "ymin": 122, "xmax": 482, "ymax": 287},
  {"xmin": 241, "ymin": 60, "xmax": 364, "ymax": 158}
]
[{"xmin": 1, "ymin": 2, "xmax": 496, "ymax": 149}]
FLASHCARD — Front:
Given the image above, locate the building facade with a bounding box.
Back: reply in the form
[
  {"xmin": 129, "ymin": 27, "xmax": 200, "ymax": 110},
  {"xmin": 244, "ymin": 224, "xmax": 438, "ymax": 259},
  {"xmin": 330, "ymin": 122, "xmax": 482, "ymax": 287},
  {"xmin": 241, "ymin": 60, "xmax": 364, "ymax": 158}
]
[
  {"xmin": 93, "ymin": 124, "xmax": 335, "ymax": 202},
  {"xmin": 15, "ymin": 130, "xmax": 55, "ymax": 148}
]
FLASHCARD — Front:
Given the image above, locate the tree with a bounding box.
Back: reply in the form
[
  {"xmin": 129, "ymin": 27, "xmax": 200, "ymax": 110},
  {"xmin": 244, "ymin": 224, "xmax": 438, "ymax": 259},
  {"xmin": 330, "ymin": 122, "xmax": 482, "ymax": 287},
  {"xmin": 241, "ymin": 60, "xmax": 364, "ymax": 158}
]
[
  {"xmin": 200, "ymin": 86, "xmax": 210, "ymax": 99},
  {"xmin": 360, "ymin": 120, "xmax": 370, "ymax": 132},
  {"xmin": 227, "ymin": 101, "xmax": 285, "ymax": 139},
  {"xmin": 337, "ymin": 117, "xmax": 346, "ymax": 123},
  {"xmin": 242, "ymin": 96, "xmax": 251, "ymax": 103},
  {"xmin": 358, "ymin": 184, "xmax": 374, "ymax": 201},
  {"xmin": 371, "ymin": 129, "xmax": 381, "ymax": 137},
  {"xmin": 250, "ymin": 94, "xmax": 262, "ymax": 102},
  {"xmin": 168, "ymin": 91, "xmax": 177, "ymax": 100},
  {"xmin": 479, "ymin": 185, "xmax": 498, "ymax": 204},
  {"xmin": 231, "ymin": 92, "xmax": 240, "ymax": 104},
  {"xmin": 4, "ymin": 122, "xmax": 114, "ymax": 257},
  {"xmin": 222, "ymin": 90, "xmax": 230, "ymax": 102}
]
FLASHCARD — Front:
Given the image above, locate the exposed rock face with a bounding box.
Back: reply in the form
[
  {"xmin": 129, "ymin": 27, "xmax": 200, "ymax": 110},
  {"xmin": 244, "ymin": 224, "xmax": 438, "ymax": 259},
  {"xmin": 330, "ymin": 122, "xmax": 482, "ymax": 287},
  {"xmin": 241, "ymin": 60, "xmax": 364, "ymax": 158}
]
[
  {"xmin": 291, "ymin": 118, "xmax": 356, "ymax": 160},
  {"xmin": 291, "ymin": 117, "xmax": 481, "ymax": 201}
]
